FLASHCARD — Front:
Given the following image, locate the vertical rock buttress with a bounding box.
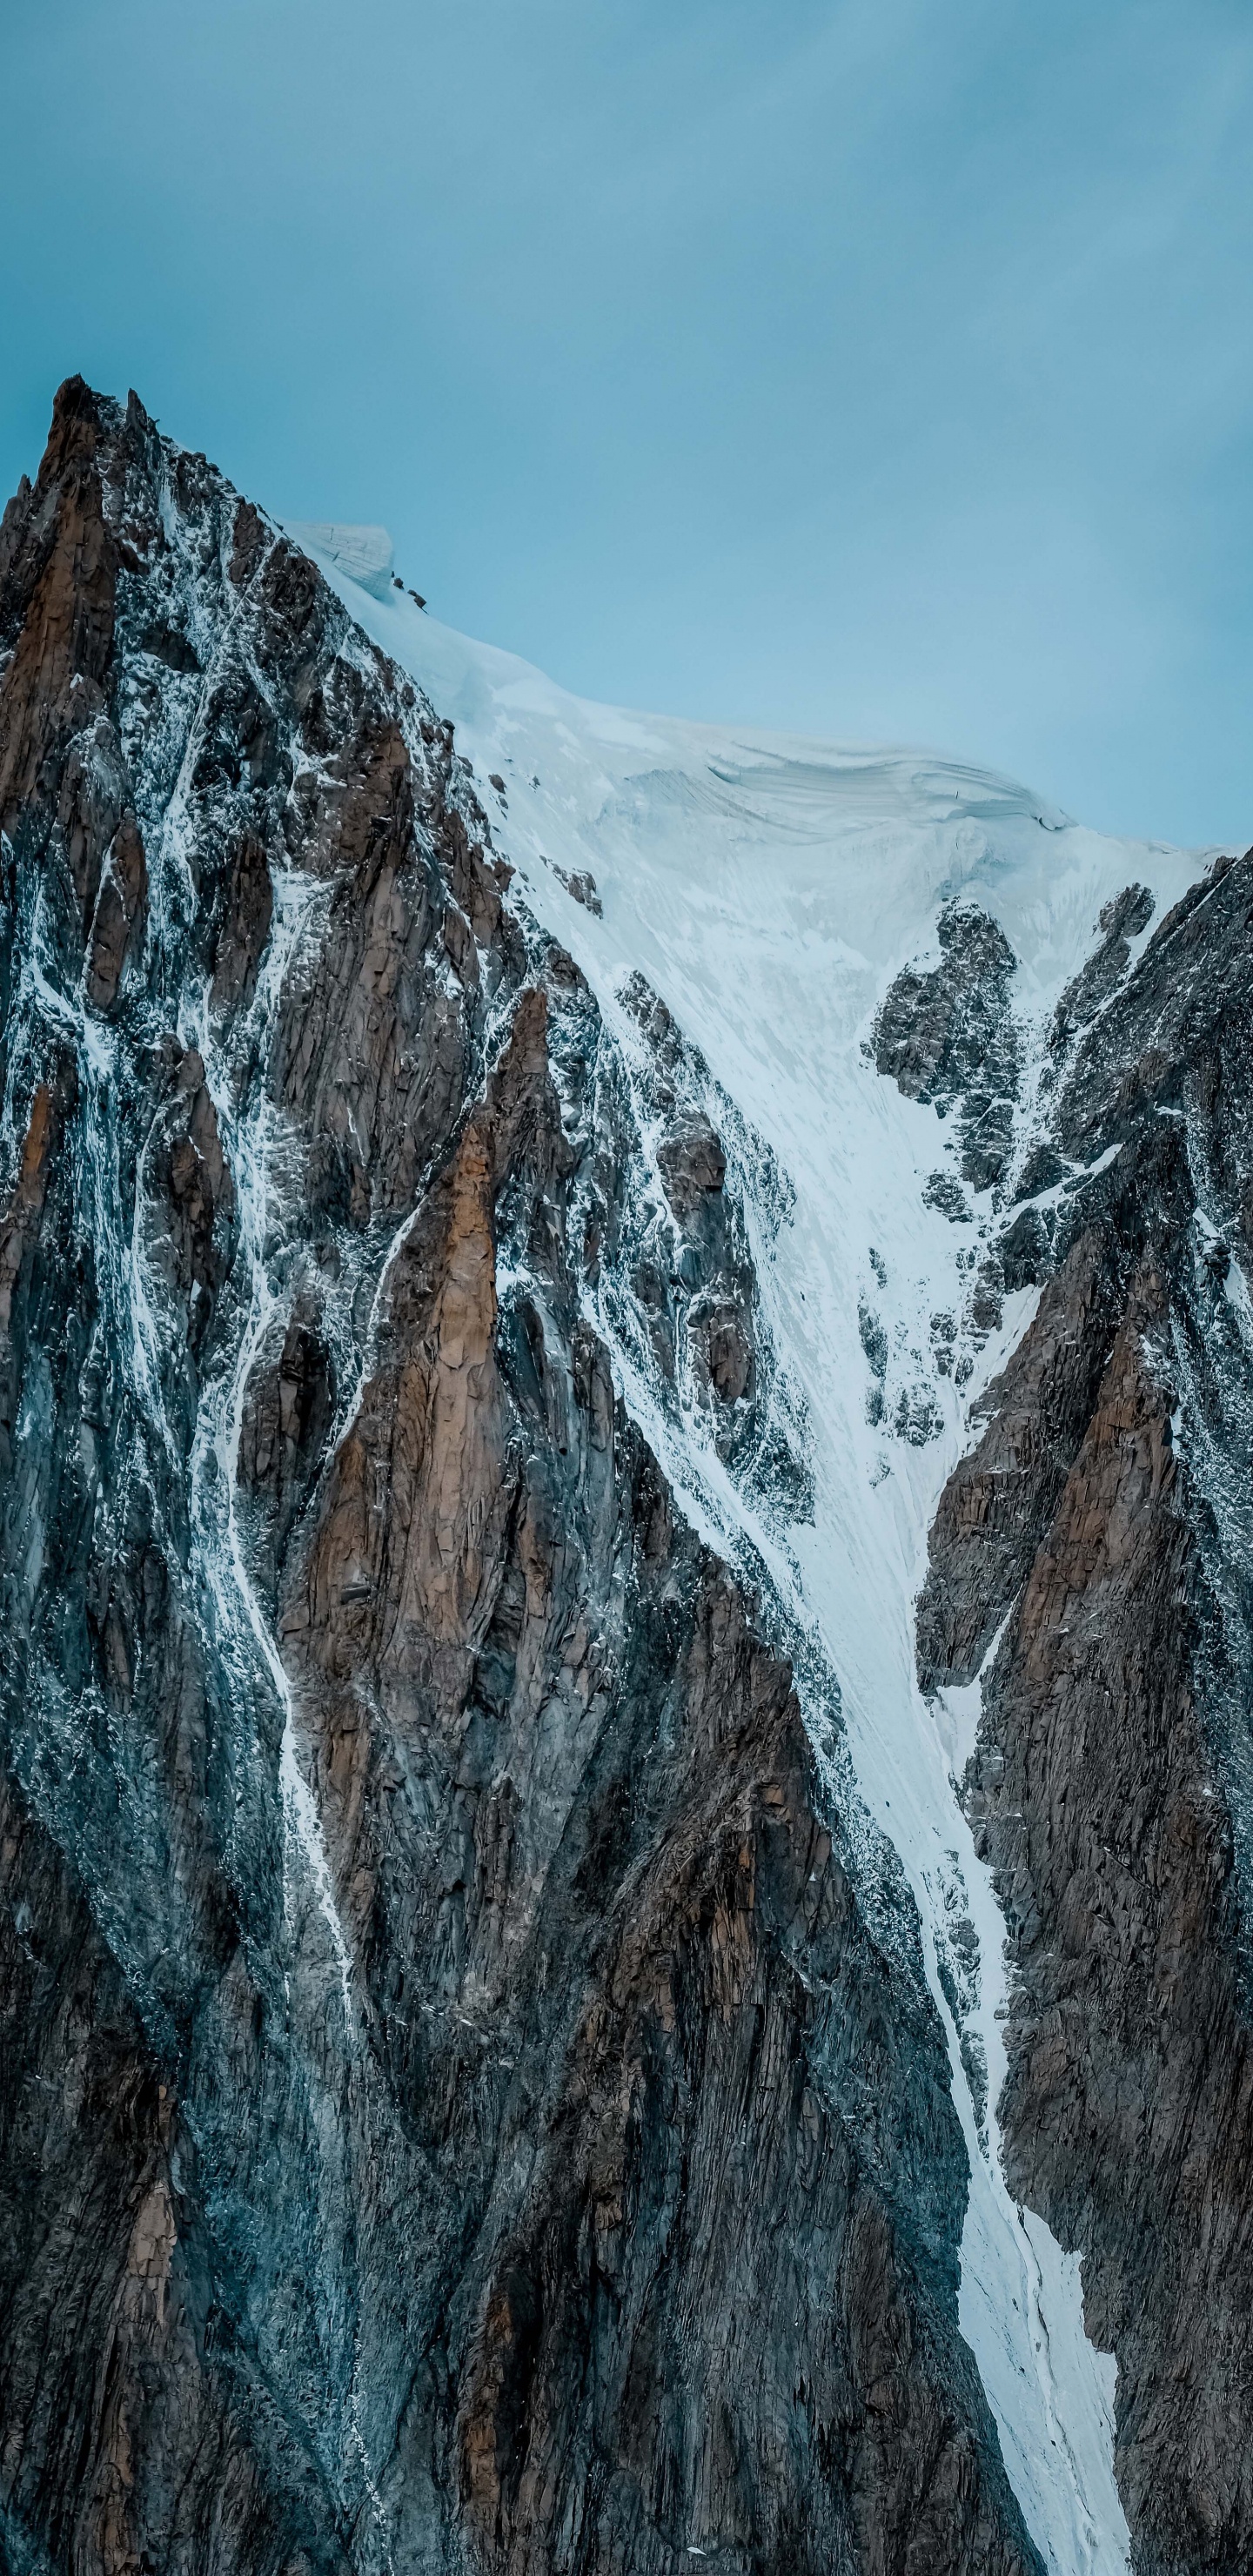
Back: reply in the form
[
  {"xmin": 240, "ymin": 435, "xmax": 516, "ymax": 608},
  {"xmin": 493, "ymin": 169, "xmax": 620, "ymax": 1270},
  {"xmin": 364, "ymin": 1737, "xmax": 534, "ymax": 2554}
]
[
  {"xmin": 0, "ymin": 383, "xmax": 1046, "ymax": 2574},
  {"xmin": 918, "ymin": 856, "xmax": 1253, "ymax": 2574}
]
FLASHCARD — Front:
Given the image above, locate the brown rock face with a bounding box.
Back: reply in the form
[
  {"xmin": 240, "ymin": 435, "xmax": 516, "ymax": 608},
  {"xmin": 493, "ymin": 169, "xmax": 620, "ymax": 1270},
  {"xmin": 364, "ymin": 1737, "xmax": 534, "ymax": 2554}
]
[
  {"xmin": 280, "ymin": 969, "xmax": 1038, "ymax": 2576},
  {"xmin": 916, "ymin": 1227, "xmax": 1119, "ymax": 1691},
  {"xmin": 920, "ymin": 851, "xmax": 1253, "ymax": 2573},
  {"xmin": 84, "ymin": 808, "xmax": 148, "ymax": 1011},
  {"xmin": 0, "ymin": 383, "xmax": 1041, "ymax": 2576},
  {"xmin": 0, "ymin": 376, "xmax": 118, "ymax": 835}
]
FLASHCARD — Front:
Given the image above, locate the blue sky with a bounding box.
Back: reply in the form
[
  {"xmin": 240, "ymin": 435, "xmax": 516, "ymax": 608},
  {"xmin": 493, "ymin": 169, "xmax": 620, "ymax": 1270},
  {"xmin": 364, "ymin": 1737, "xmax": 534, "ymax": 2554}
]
[{"xmin": 3, "ymin": 0, "xmax": 1250, "ymax": 844}]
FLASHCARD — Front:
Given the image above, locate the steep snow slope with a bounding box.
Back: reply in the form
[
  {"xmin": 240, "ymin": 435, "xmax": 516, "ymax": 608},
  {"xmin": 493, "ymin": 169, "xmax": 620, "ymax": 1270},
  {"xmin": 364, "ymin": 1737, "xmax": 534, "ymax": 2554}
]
[{"xmin": 290, "ymin": 537, "xmax": 1207, "ymax": 2575}]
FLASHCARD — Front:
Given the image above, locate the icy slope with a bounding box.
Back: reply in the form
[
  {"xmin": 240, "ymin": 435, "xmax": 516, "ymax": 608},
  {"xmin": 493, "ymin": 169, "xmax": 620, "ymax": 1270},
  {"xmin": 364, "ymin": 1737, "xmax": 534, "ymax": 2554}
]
[{"xmin": 291, "ymin": 536, "xmax": 1207, "ymax": 2575}]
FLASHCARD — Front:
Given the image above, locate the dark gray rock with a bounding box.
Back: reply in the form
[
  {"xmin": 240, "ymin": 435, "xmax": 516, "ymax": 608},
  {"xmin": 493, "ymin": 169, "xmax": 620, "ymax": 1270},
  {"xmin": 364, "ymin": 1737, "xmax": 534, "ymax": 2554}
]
[
  {"xmin": 996, "ymin": 1204, "xmax": 1052, "ymax": 1294},
  {"xmin": 918, "ymin": 851, "xmax": 1253, "ymax": 2570},
  {"xmin": 0, "ymin": 384, "xmax": 1041, "ymax": 2576},
  {"xmin": 1049, "ymin": 881, "xmax": 1155, "ymax": 1047},
  {"xmin": 922, "ymin": 1168, "xmax": 972, "ymax": 1222},
  {"xmin": 874, "ymin": 902, "xmax": 1021, "ymax": 1190}
]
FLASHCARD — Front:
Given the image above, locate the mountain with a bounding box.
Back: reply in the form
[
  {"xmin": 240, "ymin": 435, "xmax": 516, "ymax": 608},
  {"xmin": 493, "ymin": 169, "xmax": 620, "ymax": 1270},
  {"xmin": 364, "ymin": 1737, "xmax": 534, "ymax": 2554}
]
[{"xmin": 0, "ymin": 377, "xmax": 1249, "ymax": 2576}]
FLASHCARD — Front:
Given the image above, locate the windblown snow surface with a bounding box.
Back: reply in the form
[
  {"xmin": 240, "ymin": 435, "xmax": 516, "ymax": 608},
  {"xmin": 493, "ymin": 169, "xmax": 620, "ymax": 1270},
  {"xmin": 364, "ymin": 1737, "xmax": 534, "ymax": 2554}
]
[{"xmin": 291, "ymin": 530, "xmax": 1213, "ymax": 2576}]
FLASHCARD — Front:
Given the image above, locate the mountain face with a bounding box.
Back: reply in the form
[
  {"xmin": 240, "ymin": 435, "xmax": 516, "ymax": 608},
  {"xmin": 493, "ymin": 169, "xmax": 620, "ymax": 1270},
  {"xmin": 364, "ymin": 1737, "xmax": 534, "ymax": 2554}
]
[{"xmin": 0, "ymin": 381, "xmax": 1249, "ymax": 2576}]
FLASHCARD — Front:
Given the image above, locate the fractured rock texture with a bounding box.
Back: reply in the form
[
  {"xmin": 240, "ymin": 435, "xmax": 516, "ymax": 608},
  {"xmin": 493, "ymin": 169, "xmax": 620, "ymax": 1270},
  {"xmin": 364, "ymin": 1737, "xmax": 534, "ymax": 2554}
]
[
  {"xmin": 0, "ymin": 384, "xmax": 1040, "ymax": 2575},
  {"xmin": 920, "ymin": 854, "xmax": 1253, "ymax": 2573},
  {"xmin": 874, "ymin": 901, "xmax": 1021, "ymax": 1192}
]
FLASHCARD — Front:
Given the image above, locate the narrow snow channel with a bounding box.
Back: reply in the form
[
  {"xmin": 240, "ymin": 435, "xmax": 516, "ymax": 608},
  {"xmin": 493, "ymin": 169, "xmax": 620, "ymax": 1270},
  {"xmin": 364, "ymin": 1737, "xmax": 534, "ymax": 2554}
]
[
  {"xmin": 297, "ymin": 550, "xmax": 1211, "ymax": 2573},
  {"xmin": 170, "ymin": 817, "xmax": 356, "ymax": 2019},
  {"xmin": 198, "ymin": 876, "xmax": 355, "ymax": 2016}
]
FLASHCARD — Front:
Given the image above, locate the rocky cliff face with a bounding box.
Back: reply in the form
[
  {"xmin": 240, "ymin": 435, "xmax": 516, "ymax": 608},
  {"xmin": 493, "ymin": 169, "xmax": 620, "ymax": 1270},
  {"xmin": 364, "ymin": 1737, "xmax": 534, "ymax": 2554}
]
[
  {"xmin": 6, "ymin": 375, "xmax": 1252, "ymax": 2576},
  {"xmin": 0, "ymin": 384, "xmax": 1049, "ymax": 2576},
  {"xmin": 911, "ymin": 859, "xmax": 1253, "ymax": 2574}
]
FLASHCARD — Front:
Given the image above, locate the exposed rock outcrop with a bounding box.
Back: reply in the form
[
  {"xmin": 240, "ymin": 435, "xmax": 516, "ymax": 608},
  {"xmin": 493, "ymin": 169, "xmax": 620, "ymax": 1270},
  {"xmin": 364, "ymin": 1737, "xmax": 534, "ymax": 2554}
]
[
  {"xmin": 874, "ymin": 901, "xmax": 1021, "ymax": 1191},
  {"xmin": 919, "ymin": 852, "xmax": 1253, "ymax": 2573},
  {"xmin": 0, "ymin": 384, "xmax": 1042, "ymax": 2576}
]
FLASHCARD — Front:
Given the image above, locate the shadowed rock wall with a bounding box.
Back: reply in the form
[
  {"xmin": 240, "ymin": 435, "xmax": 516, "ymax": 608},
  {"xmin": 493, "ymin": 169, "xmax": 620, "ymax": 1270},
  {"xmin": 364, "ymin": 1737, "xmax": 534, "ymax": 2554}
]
[
  {"xmin": 917, "ymin": 856, "xmax": 1253, "ymax": 2573},
  {"xmin": 0, "ymin": 383, "xmax": 1038, "ymax": 2576}
]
